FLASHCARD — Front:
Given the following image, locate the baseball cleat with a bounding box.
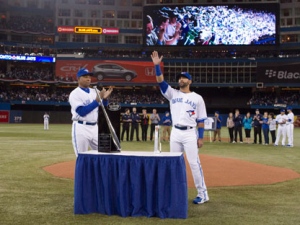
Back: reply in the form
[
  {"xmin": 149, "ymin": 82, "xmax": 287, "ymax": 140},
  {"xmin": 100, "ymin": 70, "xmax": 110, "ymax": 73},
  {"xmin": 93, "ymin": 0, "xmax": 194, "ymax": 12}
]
[{"xmin": 193, "ymin": 196, "xmax": 209, "ymax": 204}]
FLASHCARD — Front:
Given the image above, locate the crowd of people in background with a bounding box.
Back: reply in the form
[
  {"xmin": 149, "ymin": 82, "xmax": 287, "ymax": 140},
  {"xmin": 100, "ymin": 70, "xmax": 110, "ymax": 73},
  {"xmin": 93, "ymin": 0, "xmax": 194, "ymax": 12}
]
[
  {"xmin": 0, "ymin": 87, "xmax": 167, "ymax": 105},
  {"xmin": 0, "ymin": 15, "xmax": 54, "ymax": 34},
  {"xmin": 248, "ymin": 91, "xmax": 300, "ymax": 106},
  {"xmin": 4, "ymin": 67, "xmax": 53, "ymax": 81},
  {"xmin": 1, "ymin": 87, "xmax": 299, "ymax": 108},
  {"xmin": 0, "ymin": 87, "xmax": 69, "ymax": 103}
]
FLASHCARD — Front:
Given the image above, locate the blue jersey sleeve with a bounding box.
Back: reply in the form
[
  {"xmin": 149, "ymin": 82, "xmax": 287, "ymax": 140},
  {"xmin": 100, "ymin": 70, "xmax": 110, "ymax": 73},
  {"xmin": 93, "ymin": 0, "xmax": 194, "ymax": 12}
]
[
  {"xmin": 158, "ymin": 81, "xmax": 168, "ymax": 94},
  {"xmin": 76, "ymin": 100, "xmax": 99, "ymax": 117}
]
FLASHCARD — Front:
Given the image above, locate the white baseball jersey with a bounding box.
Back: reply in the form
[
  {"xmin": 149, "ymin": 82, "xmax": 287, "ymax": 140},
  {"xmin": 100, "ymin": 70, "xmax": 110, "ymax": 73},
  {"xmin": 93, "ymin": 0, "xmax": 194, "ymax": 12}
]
[
  {"xmin": 161, "ymin": 88, "xmax": 207, "ymax": 127},
  {"xmin": 286, "ymin": 112, "xmax": 294, "ymax": 147},
  {"xmin": 43, "ymin": 114, "xmax": 49, "ymax": 130},
  {"xmin": 275, "ymin": 114, "xmax": 288, "ymax": 126},
  {"xmin": 275, "ymin": 113, "xmax": 288, "ymax": 146},
  {"xmin": 69, "ymin": 87, "xmax": 100, "ymax": 157},
  {"xmin": 161, "ymin": 84, "xmax": 208, "ymax": 201},
  {"xmin": 286, "ymin": 112, "xmax": 294, "ymax": 125},
  {"xmin": 69, "ymin": 87, "xmax": 99, "ymax": 123}
]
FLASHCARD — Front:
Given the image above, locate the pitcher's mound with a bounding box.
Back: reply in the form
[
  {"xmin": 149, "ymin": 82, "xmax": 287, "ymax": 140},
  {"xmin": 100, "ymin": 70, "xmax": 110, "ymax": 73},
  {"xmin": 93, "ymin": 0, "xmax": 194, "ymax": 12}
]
[{"xmin": 43, "ymin": 154, "xmax": 300, "ymax": 187}]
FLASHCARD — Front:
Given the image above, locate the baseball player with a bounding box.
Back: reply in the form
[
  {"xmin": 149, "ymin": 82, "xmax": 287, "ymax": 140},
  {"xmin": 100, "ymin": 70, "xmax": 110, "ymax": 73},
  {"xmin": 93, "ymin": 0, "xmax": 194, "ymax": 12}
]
[
  {"xmin": 151, "ymin": 51, "xmax": 209, "ymax": 204},
  {"xmin": 286, "ymin": 106, "xmax": 294, "ymax": 147},
  {"xmin": 69, "ymin": 68, "xmax": 113, "ymax": 157},
  {"xmin": 274, "ymin": 109, "xmax": 288, "ymax": 147},
  {"xmin": 43, "ymin": 112, "xmax": 49, "ymax": 130}
]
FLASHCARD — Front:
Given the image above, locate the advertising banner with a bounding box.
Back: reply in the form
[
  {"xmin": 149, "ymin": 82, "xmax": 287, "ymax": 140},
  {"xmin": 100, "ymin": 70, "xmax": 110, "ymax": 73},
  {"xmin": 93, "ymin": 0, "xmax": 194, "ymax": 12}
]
[
  {"xmin": 57, "ymin": 26, "xmax": 119, "ymax": 35},
  {"xmin": 256, "ymin": 62, "xmax": 300, "ymax": 83},
  {"xmin": 10, "ymin": 110, "xmax": 23, "ymax": 123},
  {"xmin": 0, "ymin": 110, "xmax": 9, "ymax": 123},
  {"xmin": 55, "ymin": 60, "xmax": 160, "ymax": 84}
]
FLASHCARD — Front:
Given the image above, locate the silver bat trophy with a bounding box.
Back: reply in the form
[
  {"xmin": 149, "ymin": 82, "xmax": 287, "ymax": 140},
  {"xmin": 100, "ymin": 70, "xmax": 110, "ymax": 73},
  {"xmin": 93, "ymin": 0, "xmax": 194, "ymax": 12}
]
[{"xmin": 93, "ymin": 86, "xmax": 121, "ymax": 151}]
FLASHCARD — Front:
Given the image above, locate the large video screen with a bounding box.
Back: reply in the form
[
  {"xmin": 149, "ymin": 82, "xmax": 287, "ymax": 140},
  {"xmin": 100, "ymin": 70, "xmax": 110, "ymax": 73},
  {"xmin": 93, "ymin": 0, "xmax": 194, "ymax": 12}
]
[{"xmin": 143, "ymin": 3, "xmax": 280, "ymax": 47}]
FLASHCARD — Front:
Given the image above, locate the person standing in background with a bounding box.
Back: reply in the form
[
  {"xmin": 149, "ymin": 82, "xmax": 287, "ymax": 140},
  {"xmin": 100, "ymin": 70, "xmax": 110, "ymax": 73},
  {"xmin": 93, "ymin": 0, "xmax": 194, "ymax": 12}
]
[
  {"xmin": 130, "ymin": 107, "xmax": 141, "ymax": 141},
  {"xmin": 269, "ymin": 112, "xmax": 276, "ymax": 144},
  {"xmin": 162, "ymin": 111, "xmax": 172, "ymax": 141},
  {"xmin": 233, "ymin": 109, "xmax": 243, "ymax": 143},
  {"xmin": 252, "ymin": 109, "xmax": 262, "ymax": 144},
  {"xmin": 150, "ymin": 108, "xmax": 160, "ymax": 141},
  {"xmin": 213, "ymin": 111, "xmax": 222, "ymax": 142},
  {"xmin": 274, "ymin": 109, "xmax": 288, "ymax": 147},
  {"xmin": 286, "ymin": 106, "xmax": 294, "ymax": 147},
  {"xmin": 43, "ymin": 112, "xmax": 50, "ymax": 130},
  {"xmin": 227, "ymin": 112, "xmax": 235, "ymax": 143},
  {"xmin": 141, "ymin": 108, "xmax": 149, "ymax": 141},
  {"xmin": 121, "ymin": 108, "xmax": 131, "ymax": 142},
  {"xmin": 243, "ymin": 112, "xmax": 252, "ymax": 144},
  {"xmin": 261, "ymin": 111, "xmax": 270, "ymax": 145}
]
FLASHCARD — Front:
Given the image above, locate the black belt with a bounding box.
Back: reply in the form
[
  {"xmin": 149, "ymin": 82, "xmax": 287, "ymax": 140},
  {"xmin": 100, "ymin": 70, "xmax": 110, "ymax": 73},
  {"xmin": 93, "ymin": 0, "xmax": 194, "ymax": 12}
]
[
  {"xmin": 174, "ymin": 125, "xmax": 194, "ymax": 130},
  {"xmin": 78, "ymin": 121, "xmax": 97, "ymax": 126}
]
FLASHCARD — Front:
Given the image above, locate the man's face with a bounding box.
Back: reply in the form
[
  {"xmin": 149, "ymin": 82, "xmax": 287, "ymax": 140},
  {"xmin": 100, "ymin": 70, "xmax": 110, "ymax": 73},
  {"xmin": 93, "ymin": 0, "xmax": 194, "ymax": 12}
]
[
  {"xmin": 146, "ymin": 22, "xmax": 153, "ymax": 34},
  {"xmin": 78, "ymin": 75, "xmax": 91, "ymax": 88},
  {"xmin": 132, "ymin": 108, "xmax": 136, "ymax": 113},
  {"xmin": 153, "ymin": 109, "xmax": 156, "ymax": 114},
  {"xmin": 170, "ymin": 17, "xmax": 177, "ymax": 23},
  {"xmin": 256, "ymin": 110, "xmax": 259, "ymax": 115},
  {"xmin": 178, "ymin": 76, "xmax": 191, "ymax": 88}
]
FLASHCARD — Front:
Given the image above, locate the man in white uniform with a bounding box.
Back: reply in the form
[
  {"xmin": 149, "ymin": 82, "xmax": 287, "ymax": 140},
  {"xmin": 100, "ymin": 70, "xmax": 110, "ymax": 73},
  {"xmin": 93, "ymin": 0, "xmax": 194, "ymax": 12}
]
[
  {"xmin": 151, "ymin": 51, "xmax": 209, "ymax": 204},
  {"xmin": 69, "ymin": 68, "xmax": 113, "ymax": 157},
  {"xmin": 286, "ymin": 106, "xmax": 294, "ymax": 147},
  {"xmin": 43, "ymin": 112, "xmax": 49, "ymax": 130},
  {"xmin": 274, "ymin": 109, "xmax": 288, "ymax": 147}
]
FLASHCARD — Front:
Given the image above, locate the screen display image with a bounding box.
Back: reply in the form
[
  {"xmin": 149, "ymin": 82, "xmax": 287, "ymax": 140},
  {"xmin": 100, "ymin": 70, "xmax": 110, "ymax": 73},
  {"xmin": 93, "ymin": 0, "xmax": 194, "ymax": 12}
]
[{"xmin": 144, "ymin": 4, "xmax": 279, "ymax": 47}]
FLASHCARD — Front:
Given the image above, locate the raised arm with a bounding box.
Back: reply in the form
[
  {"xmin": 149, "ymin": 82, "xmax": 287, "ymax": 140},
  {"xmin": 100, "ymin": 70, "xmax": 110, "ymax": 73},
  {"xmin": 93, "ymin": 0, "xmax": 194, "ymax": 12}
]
[{"xmin": 150, "ymin": 51, "xmax": 164, "ymax": 83}]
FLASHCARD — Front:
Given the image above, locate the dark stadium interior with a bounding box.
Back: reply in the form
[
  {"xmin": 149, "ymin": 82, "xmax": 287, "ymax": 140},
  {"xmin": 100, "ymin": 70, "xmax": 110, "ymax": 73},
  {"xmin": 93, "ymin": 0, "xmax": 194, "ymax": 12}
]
[{"xmin": 0, "ymin": 0, "xmax": 299, "ymax": 123}]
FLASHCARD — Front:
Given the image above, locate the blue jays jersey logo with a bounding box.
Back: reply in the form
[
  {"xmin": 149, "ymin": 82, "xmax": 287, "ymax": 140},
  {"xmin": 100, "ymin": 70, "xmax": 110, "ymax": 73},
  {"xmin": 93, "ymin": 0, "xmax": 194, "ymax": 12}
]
[{"xmin": 187, "ymin": 110, "xmax": 195, "ymax": 117}]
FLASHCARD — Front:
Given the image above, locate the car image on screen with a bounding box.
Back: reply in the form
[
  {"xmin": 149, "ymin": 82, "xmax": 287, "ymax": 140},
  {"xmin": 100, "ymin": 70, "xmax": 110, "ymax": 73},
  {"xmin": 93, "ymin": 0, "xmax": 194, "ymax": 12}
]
[{"xmin": 92, "ymin": 63, "xmax": 137, "ymax": 81}]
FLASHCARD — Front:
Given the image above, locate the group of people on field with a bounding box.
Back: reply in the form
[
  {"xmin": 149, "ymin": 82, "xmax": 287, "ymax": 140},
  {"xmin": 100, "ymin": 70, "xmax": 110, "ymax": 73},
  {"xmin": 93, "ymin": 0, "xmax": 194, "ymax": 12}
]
[
  {"xmin": 217, "ymin": 108, "xmax": 295, "ymax": 147},
  {"xmin": 120, "ymin": 108, "xmax": 172, "ymax": 142},
  {"xmin": 212, "ymin": 108, "xmax": 295, "ymax": 147}
]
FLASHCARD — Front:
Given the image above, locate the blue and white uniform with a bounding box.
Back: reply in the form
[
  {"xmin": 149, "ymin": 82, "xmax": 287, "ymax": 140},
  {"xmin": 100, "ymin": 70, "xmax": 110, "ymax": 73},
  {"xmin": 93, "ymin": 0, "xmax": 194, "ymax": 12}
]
[
  {"xmin": 43, "ymin": 113, "xmax": 49, "ymax": 130},
  {"xmin": 274, "ymin": 111, "xmax": 288, "ymax": 146},
  {"xmin": 286, "ymin": 109, "xmax": 294, "ymax": 147},
  {"xmin": 160, "ymin": 81, "xmax": 209, "ymax": 201},
  {"xmin": 69, "ymin": 87, "xmax": 101, "ymax": 157}
]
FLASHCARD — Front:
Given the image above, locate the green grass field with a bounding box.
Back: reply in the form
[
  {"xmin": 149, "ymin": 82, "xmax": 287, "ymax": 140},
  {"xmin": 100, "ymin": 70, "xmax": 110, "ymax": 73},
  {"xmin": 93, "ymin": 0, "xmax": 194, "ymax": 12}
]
[{"xmin": 0, "ymin": 124, "xmax": 299, "ymax": 225}]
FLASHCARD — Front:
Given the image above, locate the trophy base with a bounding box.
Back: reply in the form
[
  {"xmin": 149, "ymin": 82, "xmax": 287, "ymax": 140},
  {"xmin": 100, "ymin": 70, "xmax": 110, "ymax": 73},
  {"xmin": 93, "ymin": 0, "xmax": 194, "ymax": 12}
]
[{"xmin": 98, "ymin": 133, "xmax": 121, "ymax": 153}]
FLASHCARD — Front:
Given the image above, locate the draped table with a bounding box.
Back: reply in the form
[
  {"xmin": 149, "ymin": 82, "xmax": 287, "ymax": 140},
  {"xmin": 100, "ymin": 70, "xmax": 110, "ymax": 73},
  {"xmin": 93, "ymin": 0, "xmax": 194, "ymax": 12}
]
[{"xmin": 74, "ymin": 150, "xmax": 188, "ymax": 219}]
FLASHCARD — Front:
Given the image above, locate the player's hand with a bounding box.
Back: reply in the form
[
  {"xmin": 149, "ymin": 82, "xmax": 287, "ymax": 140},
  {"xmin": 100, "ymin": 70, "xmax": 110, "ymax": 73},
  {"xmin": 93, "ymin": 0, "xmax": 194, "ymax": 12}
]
[
  {"xmin": 151, "ymin": 51, "xmax": 163, "ymax": 65},
  {"xmin": 197, "ymin": 139, "xmax": 203, "ymax": 148},
  {"xmin": 96, "ymin": 86, "xmax": 113, "ymax": 101},
  {"xmin": 100, "ymin": 86, "xmax": 113, "ymax": 99}
]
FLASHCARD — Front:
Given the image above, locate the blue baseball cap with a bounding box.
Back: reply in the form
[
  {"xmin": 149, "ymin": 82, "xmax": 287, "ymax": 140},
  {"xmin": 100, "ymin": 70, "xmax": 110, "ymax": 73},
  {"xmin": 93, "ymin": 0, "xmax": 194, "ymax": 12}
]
[
  {"xmin": 77, "ymin": 68, "xmax": 93, "ymax": 78},
  {"xmin": 215, "ymin": 111, "xmax": 219, "ymax": 114},
  {"xmin": 280, "ymin": 109, "xmax": 285, "ymax": 112},
  {"xmin": 177, "ymin": 72, "xmax": 191, "ymax": 80},
  {"xmin": 287, "ymin": 106, "xmax": 292, "ymax": 110}
]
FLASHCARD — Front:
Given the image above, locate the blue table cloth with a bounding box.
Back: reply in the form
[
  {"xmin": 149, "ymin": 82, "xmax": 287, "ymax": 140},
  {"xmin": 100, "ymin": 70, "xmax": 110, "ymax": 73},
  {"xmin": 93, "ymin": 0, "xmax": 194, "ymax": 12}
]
[{"xmin": 74, "ymin": 150, "xmax": 188, "ymax": 219}]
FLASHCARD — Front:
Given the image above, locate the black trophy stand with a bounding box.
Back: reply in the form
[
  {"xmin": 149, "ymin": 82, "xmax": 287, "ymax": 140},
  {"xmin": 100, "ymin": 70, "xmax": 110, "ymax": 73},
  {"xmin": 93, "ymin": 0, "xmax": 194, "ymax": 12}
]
[{"xmin": 98, "ymin": 103, "xmax": 121, "ymax": 153}]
